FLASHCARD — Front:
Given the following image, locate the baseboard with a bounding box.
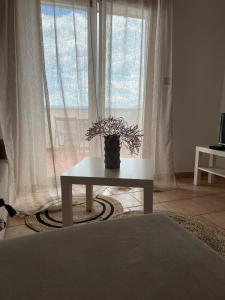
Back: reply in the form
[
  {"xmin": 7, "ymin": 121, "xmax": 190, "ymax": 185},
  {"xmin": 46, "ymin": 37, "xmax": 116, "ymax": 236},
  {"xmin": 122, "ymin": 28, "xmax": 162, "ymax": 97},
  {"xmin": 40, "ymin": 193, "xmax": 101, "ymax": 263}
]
[
  {"xmin": 175, "ymin": 172, "xmax": 194, "ymax": 179},
  {"xmin": 175, "ymin": 171, "xmax": 225, "ymax": 182},
  {"xmin": 175, "ymin": 172, "xmax": 208, "ymax": 179}
]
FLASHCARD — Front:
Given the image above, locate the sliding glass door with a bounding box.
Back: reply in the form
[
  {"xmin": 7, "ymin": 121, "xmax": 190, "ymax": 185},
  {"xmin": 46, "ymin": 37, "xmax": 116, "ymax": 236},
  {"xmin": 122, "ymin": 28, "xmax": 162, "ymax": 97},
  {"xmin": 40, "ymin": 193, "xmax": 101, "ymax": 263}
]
[{"xmin": 40, "ymin": 0, "xmax": 146, "ymax": 176}]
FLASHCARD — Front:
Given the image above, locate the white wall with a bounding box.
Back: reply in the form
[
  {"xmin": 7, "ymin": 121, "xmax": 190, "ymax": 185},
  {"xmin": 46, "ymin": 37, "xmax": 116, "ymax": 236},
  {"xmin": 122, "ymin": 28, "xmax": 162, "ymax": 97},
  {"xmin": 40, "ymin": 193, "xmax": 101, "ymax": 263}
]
[{"xmin": 173, "ymin": 0, "xmax": 225, "ymax": 172}]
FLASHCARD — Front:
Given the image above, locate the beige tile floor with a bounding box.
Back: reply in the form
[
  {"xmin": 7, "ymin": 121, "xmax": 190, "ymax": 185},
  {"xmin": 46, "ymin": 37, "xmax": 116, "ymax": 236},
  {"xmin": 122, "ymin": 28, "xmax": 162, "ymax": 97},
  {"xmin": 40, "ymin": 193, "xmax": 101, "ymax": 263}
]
[{"xmin": 5, "ymin": 177, "xmax": 225, "ymax": 239}]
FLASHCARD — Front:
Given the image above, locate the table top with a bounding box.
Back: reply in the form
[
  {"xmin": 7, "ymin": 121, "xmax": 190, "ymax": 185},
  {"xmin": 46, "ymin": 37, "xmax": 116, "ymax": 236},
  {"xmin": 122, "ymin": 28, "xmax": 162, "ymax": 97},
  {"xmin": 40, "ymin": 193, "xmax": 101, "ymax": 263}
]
[{"xmin": 62, "ymin": 157, "xmax": 154, "ymax": 182}]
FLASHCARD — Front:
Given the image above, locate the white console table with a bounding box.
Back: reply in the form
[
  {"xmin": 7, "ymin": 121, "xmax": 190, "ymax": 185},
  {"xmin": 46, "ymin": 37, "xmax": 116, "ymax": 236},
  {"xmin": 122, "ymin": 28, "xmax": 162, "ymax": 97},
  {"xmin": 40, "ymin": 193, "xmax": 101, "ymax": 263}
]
[
  {"xmin": 194, "ymin": 146, "xmax": 225, "ymax": 185},
  {"xmin": 61, "ymin": 157, "xmax": 154, "ymax": 227}
]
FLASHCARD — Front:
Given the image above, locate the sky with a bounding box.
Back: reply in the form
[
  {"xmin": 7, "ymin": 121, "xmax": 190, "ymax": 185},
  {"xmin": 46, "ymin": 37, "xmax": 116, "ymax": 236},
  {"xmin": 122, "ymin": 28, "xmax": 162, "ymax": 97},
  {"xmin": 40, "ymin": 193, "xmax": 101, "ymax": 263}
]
[{"xmin": 41, "ymin": 4, "xmax": 144, "ymax": 109}]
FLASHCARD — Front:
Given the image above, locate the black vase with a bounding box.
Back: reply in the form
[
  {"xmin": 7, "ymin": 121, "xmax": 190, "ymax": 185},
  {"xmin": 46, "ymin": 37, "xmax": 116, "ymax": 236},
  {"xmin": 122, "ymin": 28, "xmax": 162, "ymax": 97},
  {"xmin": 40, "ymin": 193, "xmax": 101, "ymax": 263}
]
[{"xmin": 104, "ymin": 135, "xmax": 121, "ymax": 169}]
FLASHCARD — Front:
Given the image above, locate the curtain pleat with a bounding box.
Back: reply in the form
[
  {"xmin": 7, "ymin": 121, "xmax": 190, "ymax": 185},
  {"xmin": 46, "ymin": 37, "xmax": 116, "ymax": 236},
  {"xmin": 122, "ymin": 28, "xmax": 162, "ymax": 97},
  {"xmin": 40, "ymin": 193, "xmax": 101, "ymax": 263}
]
[
  {"xmin": 142, "ymin": 0, "xmax": 176, "ymax": 189},
  {"xmin": 40, "ymin": 0, "xmax": 100, "ymax": 210},
  {"xmin": 0, "ymin": 0, "xmax": 53, "ymax": 213}
]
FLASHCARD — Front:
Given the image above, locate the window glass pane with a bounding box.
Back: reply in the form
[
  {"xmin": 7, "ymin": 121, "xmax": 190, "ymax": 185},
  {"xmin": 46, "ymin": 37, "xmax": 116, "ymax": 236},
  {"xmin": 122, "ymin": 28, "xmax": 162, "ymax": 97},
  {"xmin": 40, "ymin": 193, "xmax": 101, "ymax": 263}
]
[
  {"xmin": 105, "ymin": 14, "xmax": 145, "ymax": 109},
  {"xmin": 41, "ymin": 4, "xmax": 88, "ymax": 108}
]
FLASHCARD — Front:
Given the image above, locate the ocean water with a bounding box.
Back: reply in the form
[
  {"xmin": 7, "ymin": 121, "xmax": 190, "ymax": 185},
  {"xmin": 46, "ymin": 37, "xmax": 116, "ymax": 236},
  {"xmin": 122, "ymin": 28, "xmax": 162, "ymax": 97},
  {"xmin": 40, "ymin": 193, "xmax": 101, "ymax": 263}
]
[{"xmin": 41, "ymin": 4, "xmax": 144, "ymax": 109}]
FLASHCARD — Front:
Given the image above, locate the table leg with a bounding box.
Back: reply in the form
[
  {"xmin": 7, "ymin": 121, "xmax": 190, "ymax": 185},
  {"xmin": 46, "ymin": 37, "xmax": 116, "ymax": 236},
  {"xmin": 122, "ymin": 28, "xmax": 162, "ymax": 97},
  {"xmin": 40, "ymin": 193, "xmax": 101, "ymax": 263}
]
[
  {"xmin": 86, "ymin": 184, "xmax": 93, "ymax": 212},
  {"xmin": 208, "ymin": 154, "xmax": 216, "ymax": 184},
  {"xmin": 194, "ymin": 149, "xmax": 201, "ymax": 185},
  {"xmin": 144, "ymin": 184, "xmax": 153, "ymax": 214},
  {"xmin": 61, "ymin": 177, "xmax": 73, "ymax": 227}
]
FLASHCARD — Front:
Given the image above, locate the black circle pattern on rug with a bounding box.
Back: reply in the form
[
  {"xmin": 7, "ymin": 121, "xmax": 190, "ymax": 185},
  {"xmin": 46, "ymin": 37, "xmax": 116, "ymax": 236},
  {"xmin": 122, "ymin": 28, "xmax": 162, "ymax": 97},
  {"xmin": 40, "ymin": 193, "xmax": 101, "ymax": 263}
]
[{"xmin": 25, "ymin": 195, "xmax": 123, "ymax": 232}]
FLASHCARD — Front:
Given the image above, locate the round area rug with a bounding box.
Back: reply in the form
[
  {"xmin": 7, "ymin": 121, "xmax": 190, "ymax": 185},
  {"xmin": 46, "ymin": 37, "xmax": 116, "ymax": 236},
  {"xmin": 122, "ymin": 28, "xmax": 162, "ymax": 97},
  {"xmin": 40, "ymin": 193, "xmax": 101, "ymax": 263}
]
[
  {"xmin": 25, "ymin": 195, "xmax": 123, "ymax": 232},
  {"xmin": 116, "ymin": 210, "xmax": 225, "ymax": 258},
  {"xmin": 25, "ymin": 195, "xmax": 225, "ymax": 258}
]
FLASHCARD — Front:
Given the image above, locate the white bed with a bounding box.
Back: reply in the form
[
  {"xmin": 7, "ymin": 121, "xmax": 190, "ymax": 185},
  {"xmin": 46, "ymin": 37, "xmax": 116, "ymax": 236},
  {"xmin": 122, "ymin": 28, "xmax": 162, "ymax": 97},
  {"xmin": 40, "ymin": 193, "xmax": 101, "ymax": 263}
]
[{"xmin": 0, "ymin": 214, "xmax": 225, "ymax": 299}]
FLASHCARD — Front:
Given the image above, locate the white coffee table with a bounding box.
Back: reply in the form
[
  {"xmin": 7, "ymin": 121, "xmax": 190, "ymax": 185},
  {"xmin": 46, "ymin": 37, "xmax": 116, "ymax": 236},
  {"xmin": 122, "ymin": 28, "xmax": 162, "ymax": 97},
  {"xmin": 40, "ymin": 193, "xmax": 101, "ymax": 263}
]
[{"xmin": 61, "ymin": 157, "xmax": 154, "ymax": 227}]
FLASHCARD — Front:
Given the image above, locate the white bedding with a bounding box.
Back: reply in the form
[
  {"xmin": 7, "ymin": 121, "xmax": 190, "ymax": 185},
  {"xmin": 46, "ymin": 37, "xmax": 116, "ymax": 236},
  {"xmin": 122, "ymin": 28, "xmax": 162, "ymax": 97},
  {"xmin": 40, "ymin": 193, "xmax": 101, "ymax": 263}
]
[{"xmin": 0, "ymin": 214, "xmax": 225, "ymax": 299}]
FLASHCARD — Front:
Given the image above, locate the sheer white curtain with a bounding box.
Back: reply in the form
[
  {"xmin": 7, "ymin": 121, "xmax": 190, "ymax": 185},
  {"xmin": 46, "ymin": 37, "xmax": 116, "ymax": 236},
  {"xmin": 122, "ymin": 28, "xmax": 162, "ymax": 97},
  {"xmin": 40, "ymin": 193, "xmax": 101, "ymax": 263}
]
[
  {"xmin": 0, "ymin": 0, "xmax": 175, "ymax": 214},
  {"xmin": 0, "ymin": 0, "xmax": 99, "ymax": 214},
  {"xmin": 100, "ymin": 0, "xmax": 145, "ymax": 136},
  {"xmin": 100, "ymin": 0, "xmax": 176, "ymax": 188},
  {"xmin": 0, "ymin": 0, "xmax": 51, "ymax": 213},
  {"xmin": 142, "ymin": 0, "xmax": 176, "ymax": 189},
  {"xmin": 40, "ymin": 0, "xmax": 100, "ymax": 207}
]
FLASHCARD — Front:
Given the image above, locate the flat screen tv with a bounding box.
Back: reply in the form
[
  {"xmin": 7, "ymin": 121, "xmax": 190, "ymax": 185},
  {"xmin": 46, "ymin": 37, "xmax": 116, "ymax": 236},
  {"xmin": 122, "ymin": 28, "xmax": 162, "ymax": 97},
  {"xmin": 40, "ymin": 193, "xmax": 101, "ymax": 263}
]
[{"xmin": 219, "ymin": 113, "xmax": 225, "ymax": 145}]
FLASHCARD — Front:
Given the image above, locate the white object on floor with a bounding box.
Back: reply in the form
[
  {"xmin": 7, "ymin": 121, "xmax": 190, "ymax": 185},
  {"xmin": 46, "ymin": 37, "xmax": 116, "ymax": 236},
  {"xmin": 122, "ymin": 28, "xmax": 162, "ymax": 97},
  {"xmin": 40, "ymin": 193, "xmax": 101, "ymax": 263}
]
[
  {"xmin": 61, "ymin": 157, "xmax": 154, "ymax": 227},
  {"xmin": 194, "ymin": 145, "xmax": 225, "ymax": 185}
]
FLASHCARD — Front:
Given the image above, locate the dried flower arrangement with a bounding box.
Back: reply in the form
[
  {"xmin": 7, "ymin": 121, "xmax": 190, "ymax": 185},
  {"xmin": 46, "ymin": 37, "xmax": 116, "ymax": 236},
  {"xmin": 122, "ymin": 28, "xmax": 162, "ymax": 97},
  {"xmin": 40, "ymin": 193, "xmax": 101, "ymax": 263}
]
[{"xmin": 85, "ymin": 116, "xmax": 143, "ymax": 155}]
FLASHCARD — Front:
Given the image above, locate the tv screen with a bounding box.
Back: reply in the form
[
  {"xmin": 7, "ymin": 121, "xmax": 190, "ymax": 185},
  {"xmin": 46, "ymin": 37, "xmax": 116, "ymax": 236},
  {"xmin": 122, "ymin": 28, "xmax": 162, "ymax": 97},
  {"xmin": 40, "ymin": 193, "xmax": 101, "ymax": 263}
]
[{"xmin": 219, "ymin": 113, "xmax": 225, "ymax": 145}]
